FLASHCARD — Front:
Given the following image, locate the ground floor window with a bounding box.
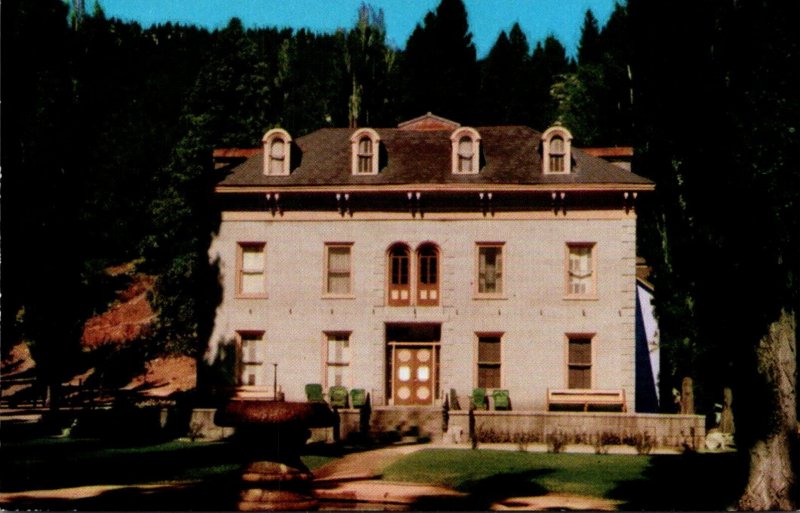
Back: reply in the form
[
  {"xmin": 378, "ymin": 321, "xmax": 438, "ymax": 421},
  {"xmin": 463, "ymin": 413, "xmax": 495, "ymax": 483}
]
[
  {"xmin": 568, "ymin": 334, "xmax": 593, "ymax": 388},
  {"xmin": 237, "ymin": 331, "xmax": 266, "ymax": 386},
  {"xmin": 476, "ymin": 334, "xmax": 502, "ymax": 388},
  {"xmin": 325, "ymin": 332, "xmax": 351, "ymax": 387}
]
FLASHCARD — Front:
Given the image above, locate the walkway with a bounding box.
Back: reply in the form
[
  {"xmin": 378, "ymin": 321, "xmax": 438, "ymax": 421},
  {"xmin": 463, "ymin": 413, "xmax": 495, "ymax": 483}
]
[{"xmin": 312, "ymin": 444, "xmax": 468, "ymax": 506}]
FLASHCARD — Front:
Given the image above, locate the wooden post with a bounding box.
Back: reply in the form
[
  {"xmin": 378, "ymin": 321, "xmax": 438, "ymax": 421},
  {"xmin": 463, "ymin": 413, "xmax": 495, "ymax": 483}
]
[
  {"xmin": 719, "ymin": 387, "xmax": 735, "ymax": 434},
  {"xmin": 680, "ymin": 377, "xmax": 694, "ymax": 414}
]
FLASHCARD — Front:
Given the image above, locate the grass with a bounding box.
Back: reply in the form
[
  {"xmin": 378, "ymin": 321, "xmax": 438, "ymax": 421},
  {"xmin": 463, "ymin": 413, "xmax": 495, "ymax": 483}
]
[
  {"xmin": 382, "ymin": 449, "xmax": 650, "ymax": 497},
  {"xmin": 1, "ymin": 434, "xmax": 747, "ymax": 511},
  {"xmin": 381, "ymin": 448, "xmax": 747, "ymax": 510}
]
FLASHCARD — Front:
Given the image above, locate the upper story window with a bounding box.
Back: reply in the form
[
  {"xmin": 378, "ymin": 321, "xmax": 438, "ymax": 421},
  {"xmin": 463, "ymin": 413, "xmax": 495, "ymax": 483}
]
[
  {"xmin": 387, "ymin": 243, "xmax": 411, "ymax": 306},
  {"xmin": 237, "ymin": 242, "xmax": 267, "ymax": 298},
  {"xmin": 416, "ymin": 243, "xmax": 440, "ymax": 306},
  {"xmin": 324, "ymin": 243, "xmax": 353, "ymax": 296},
  {"xmin": 476, "ymin": 243, "xmax": 504, "ymax": 296},
  {"xmin": 351, "ymin": 128, "xmax": 380, "ymax": 175},
  {"xmin": 542, "ymin": 125, "xmax": 573, "ymax": 174},
  {"xmin": 566, "ymin": 243, "xmax": 596, "ymax": 298},
  {"xmin": 450, "ymin": 127, "xmax": 481, "ymax": 174},
  {"xmin": 262, "ymin": 128, "xmax": 292, "ymax": 176}
]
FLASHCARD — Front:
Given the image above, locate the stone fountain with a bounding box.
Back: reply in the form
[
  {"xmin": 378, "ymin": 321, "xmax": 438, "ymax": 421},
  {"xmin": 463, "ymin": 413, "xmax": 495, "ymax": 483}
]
[{"xmin": 215, "ymin": 399, "xmax": 336, "ymax": 511}]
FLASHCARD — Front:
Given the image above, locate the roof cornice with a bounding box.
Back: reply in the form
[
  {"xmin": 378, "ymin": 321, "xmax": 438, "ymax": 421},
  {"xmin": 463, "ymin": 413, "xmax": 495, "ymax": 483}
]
[{"xmin": 215, "ymin": 183, "xmax": 655, "ymax": 194}]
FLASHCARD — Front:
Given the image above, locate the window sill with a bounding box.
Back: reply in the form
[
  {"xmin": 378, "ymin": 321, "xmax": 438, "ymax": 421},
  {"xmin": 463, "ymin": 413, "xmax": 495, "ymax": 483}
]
[
  {"xmin": 322, "ymin": 294, "xmax": 356, "ymax": 300},
  {"xmin": 563, "ymin": 295, "xmax": 599, "ymax": 301},
  {"xmin": 473, "ymin": 294, "xmax": 508, "ymax": 300},
  {"xmin": 236, "ymin": 294, "xmax": 268, "ymax": 299}
]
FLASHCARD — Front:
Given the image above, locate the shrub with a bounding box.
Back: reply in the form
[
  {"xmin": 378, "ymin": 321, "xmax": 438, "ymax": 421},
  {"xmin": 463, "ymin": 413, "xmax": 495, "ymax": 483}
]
[
  {"xmin": 632, "ymin": 431, "xmax": 655, "ymax": 455},
  {"xmin": 547, "ymin": 430, "xmax": 567, "ymax": 453}
]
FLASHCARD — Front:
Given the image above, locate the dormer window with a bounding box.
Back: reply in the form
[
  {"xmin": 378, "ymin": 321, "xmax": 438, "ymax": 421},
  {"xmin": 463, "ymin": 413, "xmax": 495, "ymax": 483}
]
[
  {"xmin": 542, "ymin": 126, "xmax": 573, "ymax": 174},
  {"xmin": 450, "ymin": 127, "xmax": 481, "ymax": 174},
  {"xmin": 351, "ymin": 128, "xmax": 380, "ymax": 175},
  {"xmin": 262, "ymin": 128, "xmax": 292, "ymax": 176}
]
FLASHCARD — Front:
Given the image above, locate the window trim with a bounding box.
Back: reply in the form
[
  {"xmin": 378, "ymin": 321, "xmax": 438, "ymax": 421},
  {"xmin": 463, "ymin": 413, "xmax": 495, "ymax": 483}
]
[
  {"xmin": 474, "ymin": 332, "xmax": 503, "ymax": 389},
  {"xmin": 236, "ymin": 330, "xmax": 266, "ymax": 387},
  {"xmin": 542, "ymin": 126, "xmax": 573, "ymax": 174},
  {"xmin": 322, "ymin": 331, "xmax": 353, "ymax": 389},
  {"xmin": 236, "ymin": 242, "xmax": 267, "ymax": 298},
  {"xmin": 564, "ymin": 242, "xmax": 598, "ymax": 300},
  {"xmin": 350, "ymin": 128, "xmax": 381, "ymax": 175},
  {"xmin": 323, "ymin": 242, "xmax": 355, "ymax": 298},
  {"xmin": 565, "ymin": 333, "xmax": 595, "ymax": 389},
  {"xmin": 474, "ymin": 242, "xmax": 506, "ymax": 298},
  {"xmin": 262, "ymin": 128, "xmax": 292, "ymax": 176},
  {"xmin": 450, "ymin": 127, "xmax": 481, "ymax": 175}
]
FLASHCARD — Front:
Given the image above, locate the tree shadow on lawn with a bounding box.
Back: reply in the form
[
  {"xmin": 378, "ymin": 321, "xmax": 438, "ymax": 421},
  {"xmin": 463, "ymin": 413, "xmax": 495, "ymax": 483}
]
[
  {"xmin": 411, "ymin": 469, "xmax": 552, "ymax": 511},
  {"xmin": 609, "ymin": 452, "xmax": 748, "ymax": 511},
  {"xmin": 0, "ymin": 438, "xmax": 244, "ymax": 493},
  {"xmin": 1, "ymin": 473, "xmax": 242, "ymax": 511}
]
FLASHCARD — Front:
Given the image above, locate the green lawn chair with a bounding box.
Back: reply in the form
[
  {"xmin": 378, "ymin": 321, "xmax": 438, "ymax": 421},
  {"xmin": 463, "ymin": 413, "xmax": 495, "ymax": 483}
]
[
  {"xmin": 305, "ymin": 383, "xmax": 324, "ymax": 402},
  {"xmin": 471, "ymin": 387, "xmax": 487, "ymax": 410},
  {"xmin": 350, "ymin": 388, "xmax": 367, "ymax": 408},
  {"xmin": 329, "ymin": 386, "xmax": 349, "ymax": 408},
  {"xmin": 492, "ymin": 389, "xmax": 511, "ymax": 410}
]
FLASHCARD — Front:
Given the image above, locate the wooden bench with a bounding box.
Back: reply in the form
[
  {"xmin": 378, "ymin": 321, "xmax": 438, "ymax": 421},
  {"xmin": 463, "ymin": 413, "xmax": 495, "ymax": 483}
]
[
  {"xmin": 232, "ymin": 385, "xmax": 284, "ymax": 401},
  {"xmin": 547, "ymin": 388, "xmax": 626, "ymax": 412}
]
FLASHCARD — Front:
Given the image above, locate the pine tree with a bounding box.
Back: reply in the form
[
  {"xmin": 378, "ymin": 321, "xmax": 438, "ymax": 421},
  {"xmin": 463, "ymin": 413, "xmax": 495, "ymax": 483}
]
[
  {"xmin": 630, "ymin": 0, "xmax": 799, "ymax": 507},
  {"xmin": 401, "ymin": 0, "xmax": 479, "ymax": 122},
  {"xmin": 577, "ymin": 9, "xmax": 601, "ymax": 65}
]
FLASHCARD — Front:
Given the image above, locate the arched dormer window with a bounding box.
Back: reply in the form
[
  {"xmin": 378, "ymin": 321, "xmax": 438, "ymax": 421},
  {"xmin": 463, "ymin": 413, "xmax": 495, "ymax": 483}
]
[
  {"xmin": 262, "ymin": 128, "xmax": 292, "ymax": 176},
  {"xmin": 350, "ymin": 128, "xmax": 380, "ymax": 175},
  {"xmin": 542, "ymin": 126, "xmax": 573, "ymax": 174},
  {"xmin": 387, "ymin": 243, "xmax": 411, "ymax": 306},
  {"xmin": 450, "ymin": 127, "xmax": 481, "ymax": 174}
]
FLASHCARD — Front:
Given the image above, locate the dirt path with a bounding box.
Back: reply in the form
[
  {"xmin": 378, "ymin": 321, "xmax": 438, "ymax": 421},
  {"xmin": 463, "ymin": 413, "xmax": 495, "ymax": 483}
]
[{"xmin": 312, "ymin": 444, "xmax": 424, "ymax": 482}]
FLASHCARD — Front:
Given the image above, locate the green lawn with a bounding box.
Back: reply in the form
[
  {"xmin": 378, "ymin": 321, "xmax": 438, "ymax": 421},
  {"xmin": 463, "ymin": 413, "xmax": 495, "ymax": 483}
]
[
  {"xmin": 381, "ymin": 448, "xmax": 747, "ymax": 511},
  {"xmin": 1, "ymin": 436, "xmax": 747, "ymax": 511}
]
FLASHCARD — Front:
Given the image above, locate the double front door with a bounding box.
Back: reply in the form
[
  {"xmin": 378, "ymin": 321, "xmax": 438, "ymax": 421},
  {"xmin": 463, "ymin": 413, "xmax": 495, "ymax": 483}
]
[{"xmin": 391, "ymin": 344, "xmax": 437, "ymax": 405}]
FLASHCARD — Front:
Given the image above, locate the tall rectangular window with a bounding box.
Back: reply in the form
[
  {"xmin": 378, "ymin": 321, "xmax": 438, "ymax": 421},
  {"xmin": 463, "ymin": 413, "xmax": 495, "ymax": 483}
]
[
  {"xmin": 326, "ymin": 332, "xmax": 351, "ymax": 387},
  {"xmin": 237, "ymin": 243, "xmax": 266, "ymax": 297},
  {"xmin": 568, "ymin": 335, "xmax": 592, "ymax": 389},
  {"xmin": 567, "ymin": 243, "xmax": 595, "ymax": 296},
  {"xmin": 477, "ymin": 334, "xmax": 502, "ymax": 388},
  {"xmin": 477, "ymin": 244, "xmax": 503, "ymax": 295},
  {"xmin": 238, "ymin": 332, "xmax": 266, "ymax": 386},
  {"xmin": 325, "ymin": 244, "xmax": 352, "ymax": 295},
  {"xmin": 357, "ymin": 138, "xmax": 373, "ymax": 174}
]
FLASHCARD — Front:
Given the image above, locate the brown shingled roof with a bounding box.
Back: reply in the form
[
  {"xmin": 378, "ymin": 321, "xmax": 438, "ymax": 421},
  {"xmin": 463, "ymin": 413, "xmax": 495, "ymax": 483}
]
[{"xmin": 217, "ymin": 124, "xmax": 652, "ymax": 190}]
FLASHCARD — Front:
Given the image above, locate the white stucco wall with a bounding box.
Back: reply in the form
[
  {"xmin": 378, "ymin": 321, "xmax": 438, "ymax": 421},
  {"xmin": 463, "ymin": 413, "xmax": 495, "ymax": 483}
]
[{"xmin": 207, "ymin": 211, "xmax": 637, "ymax": 411}]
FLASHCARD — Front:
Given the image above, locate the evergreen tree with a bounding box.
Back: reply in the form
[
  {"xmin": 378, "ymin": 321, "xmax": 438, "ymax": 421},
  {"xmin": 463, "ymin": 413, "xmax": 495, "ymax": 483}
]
[
  {"xmin": 577, "ymin": 9, "xmax": 601, "ymax": 65},
  {"xmin": 401, "ymin": 0, "xmax": 479, "ymax": 122},
  {"xmin": 479, "ymin": 23, "xmax": 535, "ymax": 125},
  {"xmin": 630, "ymin": 0, "xmax": 799, "ymax": 507},
  {"xmin": 552, "ymin": 3, "xmax": 633, "ymax": 146},
  {"xmin": 529, "ymin": 35, "xmax": 571, "ymax": 130},
  {"xmin": 1, "ymin": 0, "xmax": 87, "ymax": 407}
]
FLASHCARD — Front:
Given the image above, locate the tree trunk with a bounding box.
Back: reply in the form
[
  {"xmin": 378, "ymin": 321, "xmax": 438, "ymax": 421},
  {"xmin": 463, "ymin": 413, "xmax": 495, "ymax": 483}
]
[{"xmin": 738, "ymin": 308, "xmax": 797, "ymax": 511}]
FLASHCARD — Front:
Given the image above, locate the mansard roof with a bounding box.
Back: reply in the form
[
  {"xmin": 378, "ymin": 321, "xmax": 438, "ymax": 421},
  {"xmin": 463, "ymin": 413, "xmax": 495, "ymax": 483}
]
[{"xmin": 216, "ymin": 122, "xmax": 653, "ymax": 191}]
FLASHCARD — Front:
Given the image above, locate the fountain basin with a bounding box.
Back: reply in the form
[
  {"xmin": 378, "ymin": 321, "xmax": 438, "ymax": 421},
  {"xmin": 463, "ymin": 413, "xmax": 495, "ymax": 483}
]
[{"xmin": 215, "ymin": 399, "xmax": 336, "ymax": 511}]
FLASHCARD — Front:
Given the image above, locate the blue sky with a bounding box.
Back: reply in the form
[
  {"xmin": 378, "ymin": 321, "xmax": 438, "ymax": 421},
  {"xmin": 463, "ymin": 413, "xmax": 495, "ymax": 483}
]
[{"xmin": 97, "ymin": 0, "xmax": 619, "ymax": 58}]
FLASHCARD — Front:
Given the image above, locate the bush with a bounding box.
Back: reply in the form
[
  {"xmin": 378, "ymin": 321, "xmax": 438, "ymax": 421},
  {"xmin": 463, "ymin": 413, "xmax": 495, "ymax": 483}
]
[{"xmin": 547, "ymin": 431, "xmax": 567, "ymax": 453}]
